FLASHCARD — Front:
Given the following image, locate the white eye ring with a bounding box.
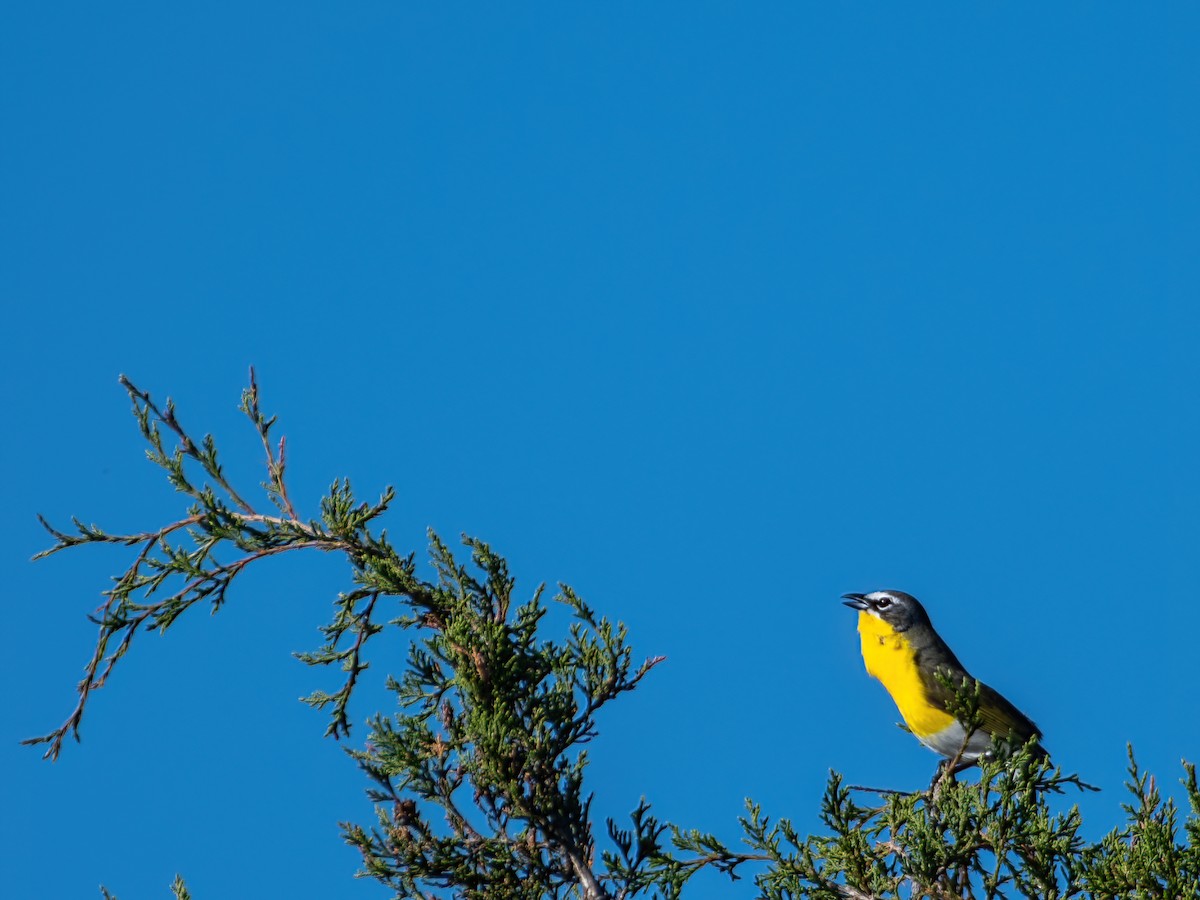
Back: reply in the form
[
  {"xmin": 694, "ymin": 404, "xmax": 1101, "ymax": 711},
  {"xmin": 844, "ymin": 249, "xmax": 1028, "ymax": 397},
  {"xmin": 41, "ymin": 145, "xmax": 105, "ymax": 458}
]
[{"xmin": 875, "ymin": 596, "xmax": 892, "ymax": 609}]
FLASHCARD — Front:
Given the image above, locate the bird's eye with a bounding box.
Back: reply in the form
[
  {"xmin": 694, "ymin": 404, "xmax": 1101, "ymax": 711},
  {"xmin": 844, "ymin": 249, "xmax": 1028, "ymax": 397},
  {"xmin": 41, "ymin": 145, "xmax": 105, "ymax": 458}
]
[{"xmin": 875, "ymin": 596, "xmax": 892, "ymax": 609}]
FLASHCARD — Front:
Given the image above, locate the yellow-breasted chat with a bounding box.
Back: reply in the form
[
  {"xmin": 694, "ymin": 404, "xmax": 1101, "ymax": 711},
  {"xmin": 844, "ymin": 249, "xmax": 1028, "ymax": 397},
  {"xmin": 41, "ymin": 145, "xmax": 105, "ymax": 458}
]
[{"xmin": 842, "ymin": 590, "xmax": 1046, "ymax": 774}]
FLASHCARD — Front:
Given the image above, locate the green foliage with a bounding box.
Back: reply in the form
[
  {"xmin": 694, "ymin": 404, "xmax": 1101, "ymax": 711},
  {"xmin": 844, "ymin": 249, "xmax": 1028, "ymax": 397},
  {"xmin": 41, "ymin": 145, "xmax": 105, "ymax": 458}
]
[
  {"xmin": 728, "ymin": 754, "xmax": 1092, "ymax": 898},
  {"xmin": 1078, "ymin": 753, "xmax": 1200, "ymax": 897},
  {"xmin": 625, "ymin": 744, "xmax": 1200, "ymax": 899},
  {"xmin": 342, "ymin": 541, "xmax": 662, "ymax": 899},
  {"xmin": 31, "ymin": 375, "xmax": 1200, "ymax": 899}
]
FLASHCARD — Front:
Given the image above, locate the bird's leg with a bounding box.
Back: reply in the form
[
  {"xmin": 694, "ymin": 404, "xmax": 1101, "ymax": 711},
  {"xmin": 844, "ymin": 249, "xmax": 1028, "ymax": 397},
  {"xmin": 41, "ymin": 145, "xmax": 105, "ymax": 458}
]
[
  {"xmin": 929, "ymin": 756, "xmax": 976, "ymax": 804},
  {"xmin": 937, "ymin": 757, "xmax": 977, "ymax": 784},
  {"xmin": 929, "ymin": 758, "xmax": 955, "ymax": 793},
  {"xmin": 930, "ymin": 727, "xmax": 979, "ymax": 796}
]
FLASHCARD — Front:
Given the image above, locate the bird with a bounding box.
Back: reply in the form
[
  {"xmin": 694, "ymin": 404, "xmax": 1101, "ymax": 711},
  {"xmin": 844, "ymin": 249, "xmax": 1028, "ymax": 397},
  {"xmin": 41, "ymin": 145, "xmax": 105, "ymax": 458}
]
[{"xmin": 841, "ymin": 590, "xmax": 1047, "ymax": 777}]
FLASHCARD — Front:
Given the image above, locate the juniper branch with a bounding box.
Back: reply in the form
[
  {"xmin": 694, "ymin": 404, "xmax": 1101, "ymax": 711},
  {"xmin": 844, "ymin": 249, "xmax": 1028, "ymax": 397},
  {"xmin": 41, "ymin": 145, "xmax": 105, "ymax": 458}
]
[{"xmin": 25, "ymin": 375, "xmax": 391, "ymax": 759}]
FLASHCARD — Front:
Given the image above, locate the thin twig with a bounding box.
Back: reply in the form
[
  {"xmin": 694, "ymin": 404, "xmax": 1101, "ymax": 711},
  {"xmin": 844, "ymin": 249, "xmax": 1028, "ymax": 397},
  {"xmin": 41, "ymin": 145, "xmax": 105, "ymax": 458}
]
[
  {"xmin": 119, "ymin": 374, "xmax": 257, "ymax": 515},
  {"xmin": 244, "ymin": 367, "xmax": 299, "ymax": 520}
]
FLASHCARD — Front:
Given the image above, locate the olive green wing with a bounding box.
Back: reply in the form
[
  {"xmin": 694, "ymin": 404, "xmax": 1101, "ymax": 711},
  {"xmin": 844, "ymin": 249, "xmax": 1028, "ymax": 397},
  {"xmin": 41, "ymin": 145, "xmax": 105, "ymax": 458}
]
[
  {"xmin": 922, "ymin": 664, "xmax": 1046, "ymax": 753},
  {"xmin": 974, "ymin": 680, "xmax": 1043, "ymax": 745}
]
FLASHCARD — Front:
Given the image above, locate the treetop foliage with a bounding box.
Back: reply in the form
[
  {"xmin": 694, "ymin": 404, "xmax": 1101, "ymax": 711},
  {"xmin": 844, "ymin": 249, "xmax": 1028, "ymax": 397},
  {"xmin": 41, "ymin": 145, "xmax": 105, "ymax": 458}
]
[{"xmin": 29, "ymin": 373, "xmax": 1200, "ymax": 899}]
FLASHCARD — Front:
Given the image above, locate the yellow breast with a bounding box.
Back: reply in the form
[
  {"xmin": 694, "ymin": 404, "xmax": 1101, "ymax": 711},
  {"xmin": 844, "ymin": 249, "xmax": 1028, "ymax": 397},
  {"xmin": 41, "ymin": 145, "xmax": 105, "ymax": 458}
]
[{"xmin": 856, "ymin": 611, "xmax": 954, "ymax": 738}]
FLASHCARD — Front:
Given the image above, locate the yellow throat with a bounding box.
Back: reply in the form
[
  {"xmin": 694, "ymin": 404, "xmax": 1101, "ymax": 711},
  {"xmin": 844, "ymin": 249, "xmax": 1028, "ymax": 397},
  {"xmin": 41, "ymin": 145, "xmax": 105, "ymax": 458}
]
[{"xmin": 856, "ymin": 611, "xmax": 954, "ymax": 738}]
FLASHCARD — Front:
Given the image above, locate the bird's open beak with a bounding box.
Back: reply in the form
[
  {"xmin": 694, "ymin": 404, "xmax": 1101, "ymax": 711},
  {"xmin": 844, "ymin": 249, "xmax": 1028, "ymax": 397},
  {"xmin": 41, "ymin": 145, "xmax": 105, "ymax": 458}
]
[{"xmin": 841, "ymin": 592, "xmax": 870, "ymax": 611}]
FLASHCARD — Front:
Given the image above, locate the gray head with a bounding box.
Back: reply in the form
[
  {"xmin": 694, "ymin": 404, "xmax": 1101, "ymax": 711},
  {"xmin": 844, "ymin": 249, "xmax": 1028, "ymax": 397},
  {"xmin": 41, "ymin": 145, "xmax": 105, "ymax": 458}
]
[{"xmin": 841, "ymin": 590, "xmax": 932, "ymax": 633}]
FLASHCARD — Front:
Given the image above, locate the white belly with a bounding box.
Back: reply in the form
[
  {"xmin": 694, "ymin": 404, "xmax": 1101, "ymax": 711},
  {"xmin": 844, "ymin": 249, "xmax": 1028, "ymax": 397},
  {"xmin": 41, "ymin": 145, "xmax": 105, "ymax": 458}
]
[{"xmin": 918, "ymin": 720, "xmax": 994, "ymax": 761}]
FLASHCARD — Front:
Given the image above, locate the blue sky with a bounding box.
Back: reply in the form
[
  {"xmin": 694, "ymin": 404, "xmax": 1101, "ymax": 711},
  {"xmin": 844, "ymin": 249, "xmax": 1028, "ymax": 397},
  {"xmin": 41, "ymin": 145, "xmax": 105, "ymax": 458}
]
[{"xmin": 3, "ymin": 4, "xmax": 1199, "ymax": 897}]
